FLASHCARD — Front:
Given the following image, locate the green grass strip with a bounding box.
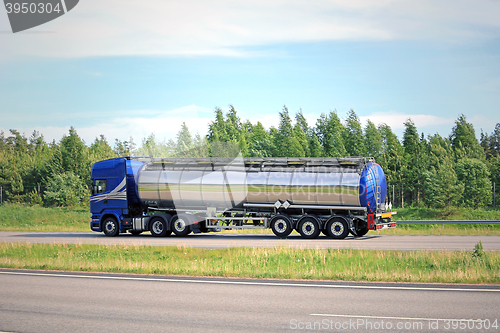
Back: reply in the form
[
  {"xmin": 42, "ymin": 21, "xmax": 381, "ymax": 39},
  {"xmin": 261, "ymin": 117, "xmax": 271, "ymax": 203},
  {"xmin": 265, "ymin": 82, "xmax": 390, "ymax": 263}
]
[
  {"xmin": 0, "ymin": 204, "xmax": 89, "ymax": 232},
  {"xmin": 1, "ymin": 204, "xmax": 500, "ymax": 235},
  {"xmin": 1, "ymin": 242, "xmax": 499, "ymax": 284}
]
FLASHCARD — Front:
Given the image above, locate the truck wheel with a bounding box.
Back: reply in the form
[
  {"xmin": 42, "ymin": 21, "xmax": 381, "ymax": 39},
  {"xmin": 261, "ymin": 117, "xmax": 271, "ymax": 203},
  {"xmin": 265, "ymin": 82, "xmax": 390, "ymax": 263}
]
[
  {"xmin": 354, "ymin": 226, "xmax": 369, "ymax": 237},
  {"xmin": 171, "ymin": 215, "xmax": 191, "ymax": 237},
  {"xmin": 326, "ymin": 216, "xmax": 349, "ymax": 239},
  {"xmin": 270, "ymin": 215, "xmax": 293, "ymax": 238},
  {"xmin": 150, "ymin": 217, "xmax": 170, "ymax": 237},
  {"xmin": 103, "ymin": 217, "xmax": 119, "ymax": 237},
  {"xmin": 298, "ymin": 216, "xmax": 321, "ymax": 239}
]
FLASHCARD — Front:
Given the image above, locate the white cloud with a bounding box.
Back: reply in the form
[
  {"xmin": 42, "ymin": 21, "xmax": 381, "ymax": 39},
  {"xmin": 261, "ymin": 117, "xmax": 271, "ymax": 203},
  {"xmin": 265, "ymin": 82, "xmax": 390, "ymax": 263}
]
[
  {"xmin": 1, "ymin": 0, "xmax": 499, "ymax": 59},
  {"xmin": 359, "ymin": 111, "xmax": 455, "ymax": 130},
  {"xmin": 1, "ymin": 105, "xmax": 214, "ymax": 145}
]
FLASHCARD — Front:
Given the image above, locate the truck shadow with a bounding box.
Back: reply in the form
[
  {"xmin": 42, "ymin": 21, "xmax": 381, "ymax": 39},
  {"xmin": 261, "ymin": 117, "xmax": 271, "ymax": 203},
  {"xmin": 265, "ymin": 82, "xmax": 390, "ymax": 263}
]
[{"xmin": 11, "ymin": 232, "xmax": 381, "ymax": 241}]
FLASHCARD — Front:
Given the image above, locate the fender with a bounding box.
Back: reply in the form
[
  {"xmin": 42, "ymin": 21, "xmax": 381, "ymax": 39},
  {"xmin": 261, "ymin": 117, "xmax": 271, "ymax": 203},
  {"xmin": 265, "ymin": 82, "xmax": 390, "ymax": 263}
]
[{"xmin": 99, "ymin": 210, "xmax": 123, "ymax": 232}]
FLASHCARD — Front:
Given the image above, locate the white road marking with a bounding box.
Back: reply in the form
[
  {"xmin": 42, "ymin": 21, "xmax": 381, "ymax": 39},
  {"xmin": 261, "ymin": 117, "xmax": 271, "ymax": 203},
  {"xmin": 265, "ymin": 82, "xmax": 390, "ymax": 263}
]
[
  {"xmin": 311, "ymin": 314, "xmax": 465, "ymax": 321},
  {"xmin": 0, "ymin": 270, "xmax": 499, "ymax": 292}
]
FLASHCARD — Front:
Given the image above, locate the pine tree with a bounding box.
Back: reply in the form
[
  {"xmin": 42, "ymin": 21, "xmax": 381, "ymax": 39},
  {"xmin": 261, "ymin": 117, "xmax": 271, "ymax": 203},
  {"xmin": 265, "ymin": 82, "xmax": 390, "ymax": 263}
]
[
  {"xmin": 364, "ymin": 120, "xmax": 383, "ymax": 159},
  {"xmin": 292, "ymin": 122, "xmax": 307, "ymax": 157},
  {"xmin": 89, "ymin": 135, "xmax": 116, "ymax": 163},
  {"xmin": 295, "ymin": 109, "xmax": 310, "ymax": 135},
  {"xmin": 450, "ymin": 114, "xmax": 485, "ymax": 160},
  {"xmin": 114, "ymin": 136, "xmax": 136, "ymax": 157},
  {"xmin": 248, "ymin": 122, "xmax": 273, "ymax": 157},
  {"xmin": 175, "ymin": 122, "xmax": 193, "ymax": 156},
  {"xmin": 139, "ymin": 133, "xmax": 161, "ymax": 157},
  {"xmin": 207, "ymin": 108, "xmax": 228, "ymax": 143},
  {"xmin": 60, "ymin": 127, "xmax": 89, "ymax": 183},
  {"xmin": 492, "ymin": 124, "xmax": 500, "ymax": 157},
  {"xmin": 225, "ymin": 105, "xmax": 242, "ymax": 143},
  {"xmin": 238, "ymin": 131, "xmax": 249, "ymax": 157},
  {"xmin": 309, "ymin": 134, "xmax": 322, "ymax": 157},
  {"xmin": 189, "ymin": 133, "xmax": 210, "ymax": 157},
  {"xmin": 273, "ymin": 106, "xmax": 294, "ymax": 157},
  {"xmin": 295, "ymin": 110, "xmax": 311, "ymax": 156},
  {"xmin": 456, "ymin": 158, "xmax": 492, "ymax": 208},
  {"xmin": 401, "ymin": 119, "xmax": 428, "ymax": 206},
  {"xmin": 423, "ymin": 135, "xmax": 463, "ymax": 208},
  {"xmin": 315, "ymin": 111, "xmax": 346, "ymax": 157},
  {"xmin": 378, "ymin": 123, "xmax": 404, "ymax": 204},
  {"xmin": 344, "ymin": 109, "xmax": 366, "ymax": 157}
]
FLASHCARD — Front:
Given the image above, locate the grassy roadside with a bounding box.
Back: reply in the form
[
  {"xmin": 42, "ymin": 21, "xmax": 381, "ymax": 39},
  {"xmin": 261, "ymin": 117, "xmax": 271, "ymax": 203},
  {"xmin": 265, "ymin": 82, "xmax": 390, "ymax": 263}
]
[
  {"xmin": 0, "ymin": 204, "xmax": 89, "ymax": 232},
  {"xmin": 0, "ymin": 204, "xmax": 499, "ymax": 235},
  {"xmin": 378, "ymin": 207, "xmax": 500, "ymax": 235},
  {"xmin": 1, "ymin": 242, "xmax": 498, "ymax": 284}
]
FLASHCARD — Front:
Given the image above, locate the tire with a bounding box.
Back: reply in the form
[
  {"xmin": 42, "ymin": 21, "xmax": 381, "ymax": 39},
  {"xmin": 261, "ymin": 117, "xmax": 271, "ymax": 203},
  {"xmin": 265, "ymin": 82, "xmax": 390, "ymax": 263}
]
[
  {"xmin": 326, "ymin": 216, "xmax": 349, "ymax": 239},
  {"xmin": 298, "ymin": 216, "xmax": 321, "ymax": 239},
  {"xmin": 171, "ymin": 215, "xmax": 191, "ymax": 237},
  {"xmin": 350, "ymin": 220, "xmax": 369, "ymax": 237},
  {"xmin": 129, "ymin": 230, "xmax": 142, "ymax": 236},
  {"xmin": 102, "ymin": 217, "xmax": 119, "ymax": 237},
  {"xmin": 354, "ymin": 226, "xmax": 369, "ymax": 237},
  {"xmin": 149, "ymin": 217, "xmax": 170, "ymax": 237},
  {"xmin": 270, "ymin": 214, "xmax": 293, "ymax": 238}
]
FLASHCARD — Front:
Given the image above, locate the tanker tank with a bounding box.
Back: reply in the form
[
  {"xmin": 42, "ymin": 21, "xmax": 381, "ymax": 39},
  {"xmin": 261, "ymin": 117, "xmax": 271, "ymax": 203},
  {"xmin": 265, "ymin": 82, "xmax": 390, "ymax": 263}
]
[{"xmin": 135, "ymin": 157, "xmax": 387, "ymax": 214}]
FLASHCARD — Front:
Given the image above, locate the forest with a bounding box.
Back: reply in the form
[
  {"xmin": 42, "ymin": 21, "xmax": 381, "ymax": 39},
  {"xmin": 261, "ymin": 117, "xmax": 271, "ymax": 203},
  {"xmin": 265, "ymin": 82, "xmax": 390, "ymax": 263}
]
[{"xmin": 1, "ymin": 105, "xmax": 499, "ymax": 209}]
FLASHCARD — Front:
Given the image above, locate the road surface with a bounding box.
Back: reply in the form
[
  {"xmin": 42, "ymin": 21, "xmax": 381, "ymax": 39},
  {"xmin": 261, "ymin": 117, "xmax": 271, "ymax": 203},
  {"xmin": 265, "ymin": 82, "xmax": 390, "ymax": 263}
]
[
  {"xmin": 0, "ymin": 269, "xmax": 498, "ymax": 332},
  {"xmin": 0, "ymin": 231, "xmax": 499, "ymax": 250}
]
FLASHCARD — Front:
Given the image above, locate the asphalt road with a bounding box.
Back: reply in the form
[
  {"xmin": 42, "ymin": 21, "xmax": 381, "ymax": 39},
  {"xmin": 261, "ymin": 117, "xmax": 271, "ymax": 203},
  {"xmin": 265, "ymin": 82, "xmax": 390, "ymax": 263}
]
[
  {"xmin": 0, "ymin": 269, "xmax": 498, "ymax": 333},
  {"xmin": 0, "ymin": 231, "xmax": 499, "ymax": 250}
]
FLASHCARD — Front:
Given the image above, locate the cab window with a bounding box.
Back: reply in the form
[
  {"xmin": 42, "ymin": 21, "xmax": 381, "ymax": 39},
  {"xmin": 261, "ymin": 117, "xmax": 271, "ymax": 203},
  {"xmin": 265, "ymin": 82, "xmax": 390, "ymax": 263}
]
[{"xmin": 94, "ymin": 179, "xmax": 107, "ymax": 194}]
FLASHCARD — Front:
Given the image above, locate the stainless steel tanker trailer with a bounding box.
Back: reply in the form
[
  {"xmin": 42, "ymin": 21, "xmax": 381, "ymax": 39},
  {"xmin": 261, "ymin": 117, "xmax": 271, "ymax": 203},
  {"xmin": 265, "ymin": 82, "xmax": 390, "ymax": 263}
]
[{"xmin": 90, "ymin": 157, "xmax": 396, "ymax": 239}]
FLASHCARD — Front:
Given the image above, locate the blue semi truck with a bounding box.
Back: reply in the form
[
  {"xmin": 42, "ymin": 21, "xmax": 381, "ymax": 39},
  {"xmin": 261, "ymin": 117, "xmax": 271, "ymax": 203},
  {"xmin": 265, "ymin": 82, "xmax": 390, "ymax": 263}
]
[{"xmin": 90, "ymin": 157, "xmax": 396, "ymax": 238}]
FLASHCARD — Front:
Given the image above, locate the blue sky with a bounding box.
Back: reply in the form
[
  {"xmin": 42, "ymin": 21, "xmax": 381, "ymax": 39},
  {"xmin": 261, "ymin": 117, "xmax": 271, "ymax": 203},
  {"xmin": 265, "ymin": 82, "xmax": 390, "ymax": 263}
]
[{"xmin": 1, "ymin": 0, "xmax": 499, "ymax": 145}]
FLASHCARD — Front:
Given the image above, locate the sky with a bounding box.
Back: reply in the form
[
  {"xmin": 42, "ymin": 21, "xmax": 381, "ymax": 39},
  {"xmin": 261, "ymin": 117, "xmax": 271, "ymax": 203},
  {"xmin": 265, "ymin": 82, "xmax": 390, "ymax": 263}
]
[{"xmin": 0, "ymin": 0, "xmax": 499, "ymax": 146}]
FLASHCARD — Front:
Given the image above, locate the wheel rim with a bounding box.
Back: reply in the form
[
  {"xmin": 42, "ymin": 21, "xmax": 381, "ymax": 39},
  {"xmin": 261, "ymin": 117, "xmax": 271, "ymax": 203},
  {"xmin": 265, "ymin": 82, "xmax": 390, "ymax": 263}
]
[
  {"xmin": 330, "ymin": 221, "xmax": 344, "ymax": 236},
  {"xmin": 105, "ymin": 221, "xmax": 115, "ymax": 233},
  {"xmin": 152, "ymin": 220, "xmax": 163, "ymax": 234},
  {"xmin": 301, "ymin": 221, "xmax": 315, "ymax": 236},
  {"xmin": 174, "ymin": 219, "xmax": 186, "ymax": 232},
  {"xmin": 274, "ymin": 219, "xmax": 287, "ymax": 233}
]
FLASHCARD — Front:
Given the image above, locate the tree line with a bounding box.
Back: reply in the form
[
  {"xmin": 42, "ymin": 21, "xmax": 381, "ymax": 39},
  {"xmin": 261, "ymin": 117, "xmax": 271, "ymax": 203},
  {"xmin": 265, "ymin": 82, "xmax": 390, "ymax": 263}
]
[{"xmin": 1, "ymin": 105, "xmax": 499, "ymax": 209}]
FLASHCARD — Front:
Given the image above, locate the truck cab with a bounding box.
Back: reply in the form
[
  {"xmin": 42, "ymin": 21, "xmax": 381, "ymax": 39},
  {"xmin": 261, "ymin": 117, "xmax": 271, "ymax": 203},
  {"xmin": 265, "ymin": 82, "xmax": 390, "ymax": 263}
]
[{"xmin": 90, "ymin": 157, "xmax": 144, "ymax": 235}]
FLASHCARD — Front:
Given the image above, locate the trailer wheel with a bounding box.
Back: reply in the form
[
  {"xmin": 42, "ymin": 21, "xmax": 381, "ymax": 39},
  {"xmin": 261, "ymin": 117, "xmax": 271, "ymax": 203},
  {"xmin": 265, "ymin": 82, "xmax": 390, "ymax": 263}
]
[
  {"xmin": 354, "ymin": 226, "xmax": 369, "ymax": 237},
  {"xmin": 171, "ymin": 215, "xmax": 191, "ymax": 237},
  {"xmin": 270, "ymin": 215, "xmax": 293, "ymax": 238},
  {"xmin": 326, "ymin": 216, "xmax": 349, "ymax": 239},
  {"xmin": 150, "ymin": 217, "xmax": 170, "ymax": 237},
  {"xmin": 298, "ymin": 216, "xmax": 321, "ymax": 239},
  {"xmin": 103, "ymin": 217, "xmax": 119, "ymax": 237}
]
